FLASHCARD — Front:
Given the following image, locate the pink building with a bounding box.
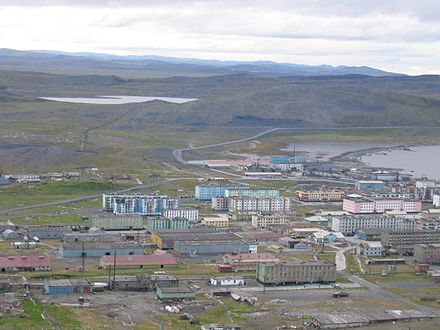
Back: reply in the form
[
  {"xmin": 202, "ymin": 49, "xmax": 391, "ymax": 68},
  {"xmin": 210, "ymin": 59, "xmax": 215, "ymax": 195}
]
[{"xmin": 343, "ymin": 197, "xmax": 421, "ymax": 214}]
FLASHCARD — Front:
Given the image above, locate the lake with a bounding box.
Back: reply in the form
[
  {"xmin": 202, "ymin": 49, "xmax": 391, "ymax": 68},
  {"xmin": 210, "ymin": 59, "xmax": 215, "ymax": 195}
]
[
  {"xmin": 362, "ymin": 145, "xmax": 440, "ymax": 180},
  {"xmin": 39, "ymin": 95, "xmax": 198, "ymax": 104}
]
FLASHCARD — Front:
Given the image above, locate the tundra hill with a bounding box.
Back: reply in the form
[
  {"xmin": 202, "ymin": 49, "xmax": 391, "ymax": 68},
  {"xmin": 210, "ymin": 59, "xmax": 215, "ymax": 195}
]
[{"xmin": 1, "ymin": 70, "xmax": 440, "ymax": 129}]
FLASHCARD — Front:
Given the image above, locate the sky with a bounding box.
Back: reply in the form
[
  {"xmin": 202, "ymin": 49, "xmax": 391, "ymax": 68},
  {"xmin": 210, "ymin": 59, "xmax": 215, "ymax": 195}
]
[{"xmin": 1, "ymin": 0, "xmax": 440, "ymax": 74}]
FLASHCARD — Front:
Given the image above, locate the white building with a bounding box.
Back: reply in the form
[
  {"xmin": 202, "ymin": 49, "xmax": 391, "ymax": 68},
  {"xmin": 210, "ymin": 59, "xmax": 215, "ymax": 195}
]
[
  {"xmin": 433, "ymin": 194, "xmax": 440, "ymax": 208},
  {"xmin": 163, "ymin": 208, "xmax": 199, "ymax": 222},
  {"xmin": 210, "ymin": 276, "xmax": 245, "ymax": 286},
  {"xmin": 211, "ymin": 197, "xmax": 230, "ymax": 211},
  {"xmin": 343, "ymin": 197, "xmax": 421, "ymax": 214},
  {"xmin": 331, "ymin": 215, "xmax": 416, "ymax": 234},
  {"xmin": 358, "ymin": 241, "xmax": 384, "ymax": 256},
  {"xmin": 225, "ymin": 188, "xmax": 280, "ymax": 198},
  {"xmin": 229, "ymin": 197, "xmax": 292, "ymax": 213}
]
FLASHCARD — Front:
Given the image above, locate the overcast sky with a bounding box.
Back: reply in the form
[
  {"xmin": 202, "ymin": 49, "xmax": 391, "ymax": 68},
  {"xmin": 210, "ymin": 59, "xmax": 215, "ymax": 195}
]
[{"xmin": 1, "ymin": 0, "xmax": 440, "ymax": 74}]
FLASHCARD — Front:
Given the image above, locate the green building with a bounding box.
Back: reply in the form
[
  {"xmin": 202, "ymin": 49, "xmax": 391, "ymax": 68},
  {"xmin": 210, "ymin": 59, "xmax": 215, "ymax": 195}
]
[
  {"xmin": 156, "ymin": 286, "xmax": 195, "ymax": 300},
  {"xmin": 146, "ymin": 217, "xmax": 189, "ymax": 232},
  {"xmin": 256, "ymin": 261, "xmax": 336, "ymax": 285}
]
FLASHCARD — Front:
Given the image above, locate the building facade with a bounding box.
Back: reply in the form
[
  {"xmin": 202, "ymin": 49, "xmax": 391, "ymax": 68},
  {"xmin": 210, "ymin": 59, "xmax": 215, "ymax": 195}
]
[
  {"xmin": 60, "ymin": 242, "xmax": 145, "ymax": 258},
  {"xmin": 414, "ymin": 244, "xmax": 440, "ymax": 264},
  {"xmin": 357, "ymin": 242, "xmax": 384, "ymax": 256},
  {"xmin": 381, "ymin": 230, "xmax": 440, "ymax": 249},
  {"xmin": 88, "ymin": 215, "xmax": 144, "ymax": 230},
  {"xmin": 256, "ymin": 261, "xmax": 336, "ymax": 285},
  {"xmin": 195, "ymin": 185, "xmax": 243, "ymax": 201},
  {"xmin": 163, "ymin": 208, "xmax": 199, "ymax": 222},
  {"xmin": 251, "ymin": 214, "xmax": 291, "ymax": 228},
  {"xmin": 102, "ymin": 194, "xmax": 179, "ymax": 215},
  {"xmin": 225, "ymin": 188, "xmax": 280, "ymax": 198},
  {"xmin": 146, "ymin": 217, "xmax": 189, "ymax": 232},
  {"xmin": 201, "ymin": 216, "xmax": 230, "ymax": 227},
  {"xmin": 355, "ymin": 181, "xmax": 385, "ymax": 192},
  {"xmin": 343, "ymin": 197, "xmax": 421, "ymax": 214},
  {"xmin": 331, "ymin": 215, "xmax": 416, "ymax": 234},
  {"xmin": 44, "ymin": 279, "xmax": 93, "ymax": 295},
  {"xmin": 229, "ymin": 197, "xmax": 293, "ymax": 213},
  {"xmin": 297, "ymin": 190, "xmax": 345, "ymax": 202}
]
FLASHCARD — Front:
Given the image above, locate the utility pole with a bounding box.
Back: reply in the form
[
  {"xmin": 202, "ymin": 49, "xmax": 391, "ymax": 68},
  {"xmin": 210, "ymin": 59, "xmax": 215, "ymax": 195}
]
[
  {"xmin": 112, "ymin": 250, "xmax": 117, "ymax": 290},
  {"xmin": 81, "ymin": 242, "xmax": 85, "ymax": 272}
]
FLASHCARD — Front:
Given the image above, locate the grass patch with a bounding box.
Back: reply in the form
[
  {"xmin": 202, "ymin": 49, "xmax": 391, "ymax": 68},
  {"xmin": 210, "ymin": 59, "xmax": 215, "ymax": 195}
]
[{"xmin": 0, "ymin": 299, "xmax": 82, "ymax": 330}]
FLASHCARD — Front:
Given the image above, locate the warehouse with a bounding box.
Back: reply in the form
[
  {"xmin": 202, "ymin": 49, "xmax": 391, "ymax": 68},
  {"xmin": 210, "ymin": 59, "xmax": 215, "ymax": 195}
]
[
  {"xmin": 27, "ymin": 225, "xmax": 73, "ymax": 239},
  {"xmin": 174, "ymin": 239, "xmax": 250, "ymax": 255},
  {"xmin": 100, "ymin": 254, "xmax": 176, "ymax": 268},
  {"xmin": 156, "ymin": 286, "xmax": 195, "ymax": 300},
  {"xmin": 60, "ymin": 242, "xmax": 145, "ymax": 258},
  {"xmin": 62, "ymin": 232, "xmax": 124, "ymax": 243},
  {"xmin": 0, "ymin": 255, "xmax": 50, "ymax": 272},
  {"xmin": 88, "ymin": 215, "xmax": 144, "ymax": 230},
  {"xmin": 44, "ymin": 279, "xmax": 93, "ymax": 295},
  {"xmin": 222, "ymin": 253, "xmax": 279, "ymax": 272},
  {"xmin": 256, "ymin": 261, "xmax": 336, "ymax": 285},
  {"xmin": 150, "ymin": 228, "xmax": 245, "ymax": 250}
]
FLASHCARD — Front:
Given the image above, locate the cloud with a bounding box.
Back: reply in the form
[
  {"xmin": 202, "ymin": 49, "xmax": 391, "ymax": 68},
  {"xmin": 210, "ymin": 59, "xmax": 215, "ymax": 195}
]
[{"xmin": 0, "ymin": 1, "xmax": 439, "ymax": 74}]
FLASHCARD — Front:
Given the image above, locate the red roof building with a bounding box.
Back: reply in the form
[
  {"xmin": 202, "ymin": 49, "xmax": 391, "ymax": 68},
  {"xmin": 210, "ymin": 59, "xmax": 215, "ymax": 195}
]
[
  {"xmin": 100, "ymin": 254, "xmax": 176, "ymax": 268},
  {"xmin": 0, "ymin": 255, "xmax": 50, "ymax": 272}
]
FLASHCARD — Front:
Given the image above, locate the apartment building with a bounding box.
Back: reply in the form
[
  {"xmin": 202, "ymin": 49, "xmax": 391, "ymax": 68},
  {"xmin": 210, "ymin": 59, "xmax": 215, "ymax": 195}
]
[
  {"xmin": 251, "ymin": 214, "xmax": 291, "ymax": 228},
  {"xmin": 414, "ymin": 244, "xmax": 440, "ymax": 264},
  {"xmin": 331, "ymin": 215, "xmax": 416, "ymax": 234},
  {"xmin": 194, "ymin": 185, "xmax": 243, "ymax": 201},
  {"xmin": 211, "ymin": 197, "xmax": 230, "ymax": 211},
  {"xmin": 201, "ymin": 215, "xmax": 230, "ymax": 228},
  {"xmin": 382, "ymin": 230, "xmax": 440, "ymax": 249},
  {"xmin": 416, "ymin": 217, "xmax": 440, "ymax": 231},
  {"xmin": 256, "ymin": 261, "xmax": 336, "ymax": 285},
  {"xmin": 103, "ymin": 194, "xmax": 179, "ymax": 215},
  {"xmin": 225, "ymin": 188, "xmax": 280, "ymax": 198},
  {"xmin": 163, "ymin": 208, "xmax": 199, "ymax": 222},
  {"xmin": 296, "ymin": 190, "xmax": 345, "ymax": 202},
  {"xmin": 343, "ymin": 196, "xmax": 421, "ymax": 214},
  {"xmin": 146, "ymin": 217, "xmax": 189, "ymax": 232},
  {"xmin": 229, "ymin": 197, "xmax": 292, "ymax": 213}
]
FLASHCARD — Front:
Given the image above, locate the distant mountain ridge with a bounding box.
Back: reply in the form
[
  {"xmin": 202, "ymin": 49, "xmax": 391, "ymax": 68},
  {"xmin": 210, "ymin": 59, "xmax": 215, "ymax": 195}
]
[{"xmin": 0, "ymin": 48, "xmax": 402, "ymax": 78}]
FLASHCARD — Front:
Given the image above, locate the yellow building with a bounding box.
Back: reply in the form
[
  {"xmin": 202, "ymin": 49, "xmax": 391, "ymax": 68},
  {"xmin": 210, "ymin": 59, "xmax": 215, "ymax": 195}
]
[
  {"xmin": 297, "ymin": 190, "xmax": 345, "ymax": 202},
  {"xmin": 200, "ymin": 215, "xmax": 230, "ymax": 227}
]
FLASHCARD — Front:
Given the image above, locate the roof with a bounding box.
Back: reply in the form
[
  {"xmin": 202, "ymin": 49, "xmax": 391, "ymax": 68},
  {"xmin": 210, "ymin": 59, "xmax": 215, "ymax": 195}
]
[
  {"xmin": 0, "ymin": 255, "xmax": 50, "ymax": 268},
  {"xmin": 360, "ymin": 241, "xmax": 383, "ymax": 249},
  {"xmin": 46, "ymin": 279, "xmax": 91, "ymax": 287},
  {"xmin": 62, "ymin": 242, "xmax": 143, "ymax": 249},
  {"xmin": 224, "ymin": 253, "xmax": 279, "ymax": 264},
  {"xmin": 100, "ymin": 254, "xmax": 176, "ymax": 266},
  {"xmin": 313, "ymin": 231, "xmax": 344, "ymax": 239},
  {"xmin": 158, "ymin": 286, "xmax": 194, "ymax": 294}
]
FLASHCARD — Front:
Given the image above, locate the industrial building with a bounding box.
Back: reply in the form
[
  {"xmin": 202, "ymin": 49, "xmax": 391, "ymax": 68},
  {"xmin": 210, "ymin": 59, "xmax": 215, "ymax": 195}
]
[
  {"xmin": 27, "ymin": 225, "xmax": 74, "ymax": 239},
  {"xmin": 381, "ymin": 230, "xmax": 440, "ymax": 250},
  {"xmin": 210, "ymin": 276, "xmax": 245, "ymax": 286},
  {"xmin": 251, "ymin": 214, "xmax": 292, "ymax": 228},
  {"xmin": 60, "ymin": 242, "xmax": 145, "ymax": 258},
  {"xmin": 331, "ymin": 215, "xmax": 416, "ymax": 234},
  {"xmin": 225, "ymin": 188, "xmax": 280, "ymax": 198},
  {"xmin": 146, "ymin": 217, "xmax": 190, "ymax": 232},
  {"xmin": 222, "ymin": 253, "xmax": 280, "ymax": 272},
  {"xmin": 256, "ymin": 261, "xmax": 336, "ymax": 285},
  {"xmin": 62, "ymin": 232, "xmax": 124, "ymax": 243},
  {"xmin": 343, "ymin": 196, "xmax": 421, "ymax": 214},
  {"xmin": 0, "ymin": 255, "xmax": 50, "ymax": 272},
  {"xmin": 354, "ymin": 229, "xmax": 382, "ymax": 241},
  {"xmin": 100, "ymin": 254, "xmax": 176, "ymax": 268},
  {"xmin": 163, "ymin": 208, "xmax": 199, "ymax": 222},
  {"xmin": 296, "ymin": 190, "xmax": 345, "ymax": 202},
  {"xmin": 102, "ymin": 193, "xmax": 179, "ymax": 215},
  {"xmin": 195, "ymin": 185, "xmax": 243, "ymax": 201},
  {"xmin": 174, "ymin": 239, "xmax": 250, "ymax": 255},
  {"xmin": 229, "ymin": 197, "xmax": 293, "ymax": 213},
  {"xmin": 414, "ymin": 244, "xmax": 440, "ymax": 264},
  {"xmin": 88, "ymin": 215, "xmax": 144, "ymax": 230},
  {"xmin": 355, "ymin": 180, "xmax": 385, "ymax": 192},
  {"xmin": 156, "ymin": 286, "xmax": 195, "ymax": 300},
  {"xmin": 44, "ymin": 279, "xmax": 93, "ymax": 295},
  {"xmin": 150, "ymin": 228, "xmax": 244, "ymax": 249}
]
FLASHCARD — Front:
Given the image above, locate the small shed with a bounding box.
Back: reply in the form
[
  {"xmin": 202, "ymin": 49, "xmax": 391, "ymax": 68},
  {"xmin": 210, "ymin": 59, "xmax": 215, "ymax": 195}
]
[
  {"xmin": 156, "ymin": 286, "xmax": 195, "ymax": 300},
  {"xmin": 210, "ymin": 277, "xmax": 245, "ymax": 286},
  {"xmin": 44, "ymin": 279, "xmax": 93, "ymax": 295}
]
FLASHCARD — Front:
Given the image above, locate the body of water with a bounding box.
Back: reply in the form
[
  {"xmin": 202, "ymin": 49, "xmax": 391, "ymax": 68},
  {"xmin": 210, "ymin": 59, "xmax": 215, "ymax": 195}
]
[
  {"xmin": 362, "ymin": 145, "xmax": 440, "ymax": 180},
  {"xmin": 282, "ymin": 142, "xmax": 397, "ymax": 161},
  {"xmin": 39, "ymin": 95, "xmax": 197, "ymax": 104}
]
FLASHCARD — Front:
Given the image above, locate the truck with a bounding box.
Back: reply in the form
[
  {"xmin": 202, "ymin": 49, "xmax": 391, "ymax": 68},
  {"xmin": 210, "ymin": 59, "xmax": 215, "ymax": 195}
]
[{"xmin": 332, "ymin": 291, "xmax": 349, "ymax": 298}]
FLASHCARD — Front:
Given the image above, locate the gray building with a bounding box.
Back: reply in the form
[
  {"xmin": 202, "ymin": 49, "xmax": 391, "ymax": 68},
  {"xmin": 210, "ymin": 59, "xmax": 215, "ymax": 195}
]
[
  {"xmin": 62, "ymin": 232, "xmax": 124, "ymax": 243},
  {"xmin": 28, "ymin": 225, "xmax": 74, "ymax": 239},
  {"xmin": 174, "ymin": 240, "xmax": 250, "ymax": 255},
  {"xmin": 88, "ymin": 215, "xmax": 144, "ymax": 230},
  {"xmin": 60, "ymin": 242, "xmax": 144, "ymax": 258}
]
